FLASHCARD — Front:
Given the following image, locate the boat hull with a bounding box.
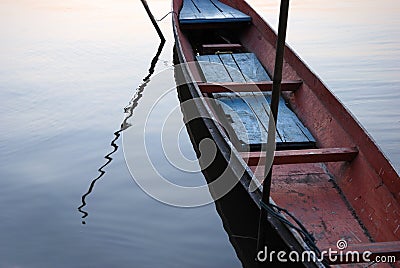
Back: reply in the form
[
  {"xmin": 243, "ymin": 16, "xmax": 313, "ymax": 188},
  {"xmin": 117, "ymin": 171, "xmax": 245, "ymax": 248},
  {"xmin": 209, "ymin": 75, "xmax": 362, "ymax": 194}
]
[{"xmin": 172, "ymin": 0, "xmax": 399, "ymax": 266}]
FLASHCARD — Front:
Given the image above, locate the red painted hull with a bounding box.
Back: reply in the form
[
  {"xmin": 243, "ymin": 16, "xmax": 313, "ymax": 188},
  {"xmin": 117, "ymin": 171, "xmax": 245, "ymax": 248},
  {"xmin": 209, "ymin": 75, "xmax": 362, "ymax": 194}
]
[{"xmin": 172, "ymin": 0, "xmax": 399, "ymax": 266}]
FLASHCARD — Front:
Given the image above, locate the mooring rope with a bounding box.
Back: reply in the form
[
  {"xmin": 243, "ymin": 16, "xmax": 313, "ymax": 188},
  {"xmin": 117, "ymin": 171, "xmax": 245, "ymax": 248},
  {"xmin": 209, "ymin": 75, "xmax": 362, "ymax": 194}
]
[
  {"xmin": 260, "ymin": 200, "xmax": 330, "ymax": 266},
  {"xmin": 157, "ymin": 11, "xmax": 178, "ymax": 22}
]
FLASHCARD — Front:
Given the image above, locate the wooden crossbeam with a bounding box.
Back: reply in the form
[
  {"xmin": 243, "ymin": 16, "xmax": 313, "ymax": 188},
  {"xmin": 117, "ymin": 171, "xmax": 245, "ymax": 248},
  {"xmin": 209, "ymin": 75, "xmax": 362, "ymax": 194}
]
[
  {"xmin": 198, "ymin": 80, "xmax": 302, "ymax": 93},
  {"xmin": 180, "ymin": 22, "xmax": 250, "ymax": 30},
  {"xmin": 321, "ymin": 241, "xmax": 400, "ymax": 264},
  {"xmin": 202, "ymin": 44, "xmax": 243, "ymax": 54},
  {"xmin": 241, "ymin": 147, "xmax": 358, "ymax": 166}
]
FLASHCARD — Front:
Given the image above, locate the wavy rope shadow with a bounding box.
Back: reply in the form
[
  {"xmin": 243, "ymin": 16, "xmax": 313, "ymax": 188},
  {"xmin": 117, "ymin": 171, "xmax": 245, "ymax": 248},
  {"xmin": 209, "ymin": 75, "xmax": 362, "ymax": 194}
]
[{"xmin": 78, "ymin": 40, "xmax": 165, "ymax": 224}]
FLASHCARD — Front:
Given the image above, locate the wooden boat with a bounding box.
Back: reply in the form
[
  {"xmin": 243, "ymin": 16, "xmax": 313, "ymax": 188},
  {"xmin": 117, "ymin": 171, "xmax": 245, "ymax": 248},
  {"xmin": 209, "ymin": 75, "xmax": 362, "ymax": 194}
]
[{"xmin": 172, "ymin": 0, "xmax": 400, "ymax": 266}]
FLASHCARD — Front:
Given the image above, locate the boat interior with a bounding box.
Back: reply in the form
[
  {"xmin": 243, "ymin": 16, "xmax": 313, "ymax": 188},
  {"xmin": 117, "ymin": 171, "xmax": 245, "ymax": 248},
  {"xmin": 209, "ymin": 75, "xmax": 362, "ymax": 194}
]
[{"xmin": 175, "ymin": 0, "xmax": 400, "ymax": 265}]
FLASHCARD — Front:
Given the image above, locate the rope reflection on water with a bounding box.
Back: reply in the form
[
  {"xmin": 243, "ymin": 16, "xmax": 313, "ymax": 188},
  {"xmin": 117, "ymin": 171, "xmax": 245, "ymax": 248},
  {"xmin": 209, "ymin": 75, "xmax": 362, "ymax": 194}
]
[{"xmin": 78, "ymin": 40, "xmax": 165, "ymax": 224}]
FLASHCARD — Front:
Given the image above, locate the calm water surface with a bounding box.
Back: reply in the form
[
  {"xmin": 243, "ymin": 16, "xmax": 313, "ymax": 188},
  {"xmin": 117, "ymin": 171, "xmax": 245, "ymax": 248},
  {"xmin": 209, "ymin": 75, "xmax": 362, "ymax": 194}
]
[{"xmin": 0, "ymin": 0, "xmax": 398, "ymax": 267}]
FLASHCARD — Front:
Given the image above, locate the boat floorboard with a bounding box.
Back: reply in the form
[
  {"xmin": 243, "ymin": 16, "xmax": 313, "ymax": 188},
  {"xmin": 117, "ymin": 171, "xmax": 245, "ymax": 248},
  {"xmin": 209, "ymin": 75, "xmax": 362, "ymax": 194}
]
[
  {"xmin": 197, "ymin": 53, "xmax": 271, "ymax": 82},
  {"xmin": 250, "ymin": 163, "xmax": 372, "ymax": 248},
  {"xmin": 214, "ymin": 92, "xmax": 316, "ymax": 150},
  {"xmin": 196, "ymin": 53, "xmax": 315, "ymax": 150}
]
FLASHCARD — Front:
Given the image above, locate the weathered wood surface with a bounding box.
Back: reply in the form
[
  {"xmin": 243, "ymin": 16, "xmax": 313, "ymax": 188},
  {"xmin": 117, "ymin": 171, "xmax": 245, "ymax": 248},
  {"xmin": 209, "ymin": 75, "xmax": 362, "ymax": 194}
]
[
  {"xmin": 232, "ymin": 53, "xmax": 271, "ymax": 82},
  {"xmin": 179, "ymin": 0, "xmax": 251, "ymax": 24},
  {"xmin": 196, "ymin": 54, "xmax": 233, "ymax": 82},
  {"xmin": 241, "ymin": 147, "xmax": 359, "ymax": 166},
  {"xmin": 197, "ymin": 53, "xmax": 271, "ymax": 82},
  {"xmin": 202, "ymin": 43, "xmax": 243, "ymax": 54},
  {"xmin": 198, "ymin": 81, "xmax": 302, "ymax": 93},
  {"xmin": 196, "ymin": 52, "xmax": 314, "ymax": 150},
  {"xmin": 213, "ymin": 92, "xmax": 315, "ymax": 150}
]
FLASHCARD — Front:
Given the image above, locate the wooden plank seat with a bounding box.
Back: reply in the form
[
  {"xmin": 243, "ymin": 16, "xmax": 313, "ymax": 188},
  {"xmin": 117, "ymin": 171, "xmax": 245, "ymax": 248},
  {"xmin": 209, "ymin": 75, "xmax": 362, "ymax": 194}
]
[
  {"xmin": 198, "ymin": 80, "xmax": 303, "ymax": 93},
  {"xmin": 196, "ymin": 52, "xmax": 315, "ymax": 150},
  {"xmin": 241, "ymin": 147, "xmax": 359, "ymax": 166},
  {"xmin": 201, "ymin": 43, "xmax": 243, "ymax": 54},
  {"xmin": 179, "ymin": 0, "xmax": 251, "ymax": 26}
]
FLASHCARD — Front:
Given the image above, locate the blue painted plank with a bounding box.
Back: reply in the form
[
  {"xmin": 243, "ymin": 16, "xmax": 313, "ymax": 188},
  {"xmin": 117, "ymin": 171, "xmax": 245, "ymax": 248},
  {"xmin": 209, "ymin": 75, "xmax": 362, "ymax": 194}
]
[
  {"xmin": 209, "ymin": 96, "xmax": 249, "ymax": 148},
  {"xmin": 215, "ymin": 94, "xmax": 266, "ymax": 148},
  {"xmin": 262, "ymin": 93, "xmax": 308, "ymax": 143},
  {"xmin": 232, "ymin": 53, "xmax": 271, "ymax": 82},
  {"xmin": 192, "ymin": 0, "xmax": 234, "ymax": 20},
  {"xmin": 217, "ymin": 54, "xmax": 246, "ymax": 83},
  {"xmin": 179, "ymin": 0, "xmax": 251, "ymax": 24},
  {"xmin": 236, "ymin": 92, "xmax": 284, "ymax": 144},
  {"xmin": 196, "ymin": 55, "xmax": 233, "ymax": 82},
  {"xmin": 180, "ymin": 17, "xmax": 251, "ymax": 24},
  {"xmin": 213, "ymin": 91, "xmax": 316, "ymax": 149},
  {"xmin": 209, "ymin": 0, "xmax": 248, "ymax": 20},
  {"xmin": 197, "ymin": 53, "xmax": 269, "ymax": 83},
  {"xmin": 262, "ymin": 93, "xmax": 316, "ymax": 144},
  {"xmin": 179, "ymin": 0, "xmax": 201, "ymax": 20},
  {"xmin": 206, "ymin": 53, "xmax": 313, "ymax": 149},
  {"xmin": 191, "ymin": 0, "xmax": 223, "ymax": 20},
  {"xmin": 294, "ymin": 121, "xmax": 315, "ymax": 142}
]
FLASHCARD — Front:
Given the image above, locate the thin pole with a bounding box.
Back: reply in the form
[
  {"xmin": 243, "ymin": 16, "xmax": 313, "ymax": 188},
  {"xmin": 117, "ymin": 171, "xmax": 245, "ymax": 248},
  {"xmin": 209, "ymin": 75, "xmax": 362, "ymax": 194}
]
[
  {"xmin": 256, "ymin": 0, "xmax": 290, "ymax": 260},
  {"xmin": 140, "ymin": 0, "xmax": 166, "ymax": 42}
]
